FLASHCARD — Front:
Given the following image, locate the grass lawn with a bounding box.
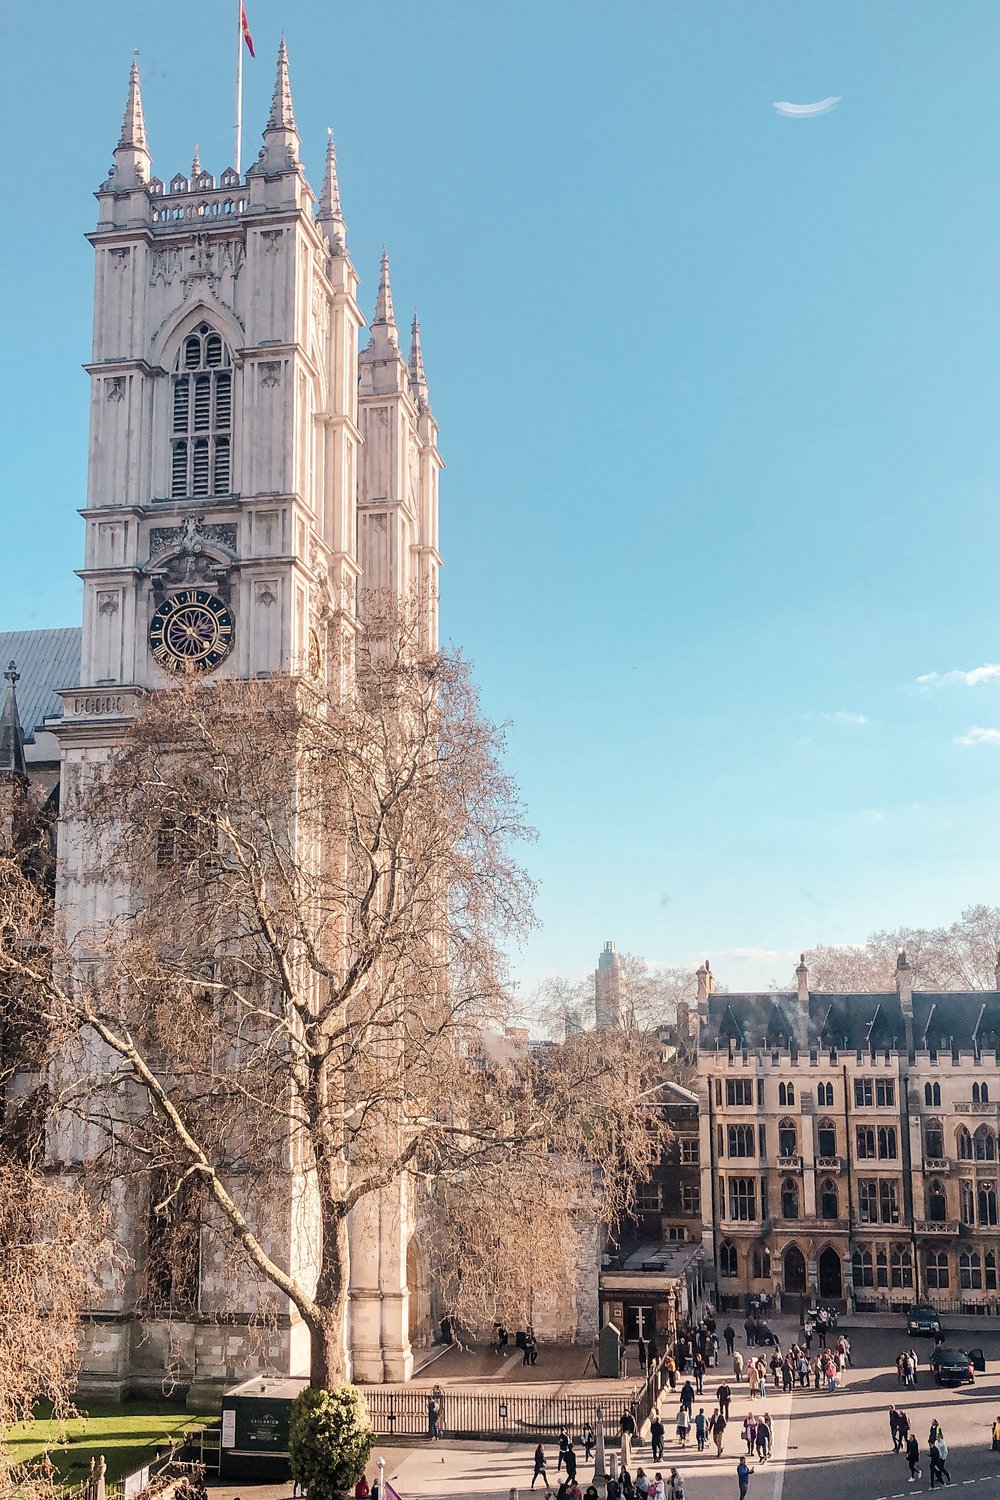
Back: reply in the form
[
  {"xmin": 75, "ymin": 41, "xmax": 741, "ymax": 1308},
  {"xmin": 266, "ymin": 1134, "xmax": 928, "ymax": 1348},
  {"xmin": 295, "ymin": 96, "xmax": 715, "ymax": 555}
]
[{"xmin": 5, "ymin": 1401, "xmax": 217, "ymax": 1486}]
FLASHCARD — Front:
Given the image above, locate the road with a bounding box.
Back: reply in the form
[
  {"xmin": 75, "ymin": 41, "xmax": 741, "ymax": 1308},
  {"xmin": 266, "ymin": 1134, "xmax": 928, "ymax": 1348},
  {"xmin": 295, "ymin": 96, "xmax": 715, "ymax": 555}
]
[{"xmin": 644, "ymin": 1314, "xmax": 1000, "ymax": 1500}]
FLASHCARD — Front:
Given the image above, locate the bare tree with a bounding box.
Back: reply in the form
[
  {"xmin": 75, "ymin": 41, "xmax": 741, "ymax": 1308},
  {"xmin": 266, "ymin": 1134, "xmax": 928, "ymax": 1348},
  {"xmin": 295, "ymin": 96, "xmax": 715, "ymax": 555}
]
[
  {"xmin": 803, "ymin": 905, "xmax": 1000, "ymax": 992},
  {"xmin": 0, "ymin": 628, "xmax": 668, "ymax": 1387}
]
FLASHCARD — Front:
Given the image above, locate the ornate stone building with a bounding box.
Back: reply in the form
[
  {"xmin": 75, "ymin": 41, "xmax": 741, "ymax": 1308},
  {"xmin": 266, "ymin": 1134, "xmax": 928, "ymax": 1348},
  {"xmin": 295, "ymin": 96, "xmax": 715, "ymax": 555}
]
[
  {"xmin": 696, "ymin": 954, "xmax": 1000, "ymax": 1311},
  {"xmin": 8, "ymin": 43, "xmax": 444, "ymax": 1395}
]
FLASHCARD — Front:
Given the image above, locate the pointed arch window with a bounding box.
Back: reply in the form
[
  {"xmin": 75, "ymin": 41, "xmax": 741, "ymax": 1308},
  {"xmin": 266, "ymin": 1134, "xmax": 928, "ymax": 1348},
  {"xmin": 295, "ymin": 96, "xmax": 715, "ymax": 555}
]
[
  {"xmin": 719, "ymin": 1239, "xmax": 738, "ymax": 1278},
  {"xmin": 959, "ymin": 1127, "xmax": 974, "ymax": 1160},
  {"xmin": 780, "ymin": 1178, "xmax": 799, "ymax": 1219},
  {"xmin": 960, "ymin": 1249, "xmax": 983, "ymax": 1290},
  {"xmin": 778, "ymin": 1118, "xmax": 797, "ymax": 1156},
  {"xmin": 974, "ymin": 1083, "xmax": 990, "ymax": 1103},
  {"xmin": 926, "ymin": 1179, "xmax": 947, "ymax": 1223},
  {"xmin": 890, "ymin": 1244, "xmax": 913, "ymax": 1289},
  {"xmin": 817, "ymin": 1117, "xmax": 836, "ymax": 1157},
  {"xmin": 817, "ymin": 1082, "xmax": 834, "ymax": 1107},
  {"xmin": 171, "ymin": 323, "xmax": 234, "ymax": 499},
  {"xmin": 925, "ymin": 1082, "xmax": 941, "ymax": 1107},
  {"xmin": 979, "ymin": 1181, "xmax": 998, "ymax": 1227},
  {"xmin": 820, "ymin": 1178, "xmax": 839, "ymax": 1220},
  {"xmin": 924, "ymin": 1119, "xmax": 944, "ymax": 1160},
  {"xmin": 752, "ymin": 1245, "xmax": 771, "ymax": 1279},
  {"xmin": 925, "ymin": 1249, "xmax": 949, "ymax": 1290},
  {"xmin": 974, "ymin": 1125, "xmax": 996, "ymax": 1162},
  {"xmin": 852, "ymin": 1247, "xmax": 873, "ymax": 1288},
  {"xmin": 778, "ymin": 1082, "xmax": 795, "ymax": 1107},
  {"xmin": 988, "ymin": 1251, "xmax": 998, "ymax": 1291}
]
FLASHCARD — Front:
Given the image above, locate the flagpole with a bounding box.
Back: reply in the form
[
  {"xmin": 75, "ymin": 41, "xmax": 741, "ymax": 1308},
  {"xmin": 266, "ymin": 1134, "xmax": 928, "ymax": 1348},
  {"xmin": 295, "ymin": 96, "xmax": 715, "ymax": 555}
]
[{"xmin": 234, "ymin": 0, "xmax": 243, "ymax": 176}]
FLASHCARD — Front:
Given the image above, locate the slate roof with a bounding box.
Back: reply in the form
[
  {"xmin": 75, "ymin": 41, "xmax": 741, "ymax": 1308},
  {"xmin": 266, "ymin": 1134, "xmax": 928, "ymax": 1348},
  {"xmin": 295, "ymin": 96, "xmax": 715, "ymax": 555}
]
[
  {"xmin": 700, "ymin": 988, "xmax": 1000, "ymax": 1053},
  {"xmin": 0, "ymin": 629, "xmax": 81, "ymax": 741}
]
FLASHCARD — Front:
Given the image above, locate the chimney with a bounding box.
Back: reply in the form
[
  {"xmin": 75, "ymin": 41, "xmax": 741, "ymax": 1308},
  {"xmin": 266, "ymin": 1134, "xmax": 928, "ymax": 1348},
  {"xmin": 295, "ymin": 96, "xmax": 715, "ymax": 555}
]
[
  {"xmin": 696, "ymin": 959, "xmax": 713, "ymax": 1023},
  {"xmin": 796, "ymin": 953, "xmax": 809, "ymax": 1004},
  {"xmin": 895, "ymin": 949, "xmax": 913, "ymax": 1016}
]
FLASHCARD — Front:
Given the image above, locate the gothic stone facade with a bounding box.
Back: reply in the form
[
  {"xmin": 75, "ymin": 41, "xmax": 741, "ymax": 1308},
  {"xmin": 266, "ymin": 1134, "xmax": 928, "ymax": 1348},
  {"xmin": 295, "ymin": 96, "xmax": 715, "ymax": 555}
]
[
  {"xmin": 696, "ymin": 956, "xmax": 1000, "ymax": 1311},
  {"xmin": 49, "ymin": 44, "xmax": 442, "ymax": 1396}
]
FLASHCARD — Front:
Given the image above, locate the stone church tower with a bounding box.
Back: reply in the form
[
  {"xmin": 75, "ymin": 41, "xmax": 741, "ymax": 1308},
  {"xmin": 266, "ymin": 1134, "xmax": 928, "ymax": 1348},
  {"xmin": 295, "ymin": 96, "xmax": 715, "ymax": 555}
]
[{"xmin": 54, "ymin": 45, "xmax": 441, "ymax": 1394}]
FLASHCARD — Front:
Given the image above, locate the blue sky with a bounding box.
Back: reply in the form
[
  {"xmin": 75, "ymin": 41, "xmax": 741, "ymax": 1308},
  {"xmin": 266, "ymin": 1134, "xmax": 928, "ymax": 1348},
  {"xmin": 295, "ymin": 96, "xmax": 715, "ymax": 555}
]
[{"xmin": 5, "ymin": 2, "xmax": 1000, "ymax": 998}]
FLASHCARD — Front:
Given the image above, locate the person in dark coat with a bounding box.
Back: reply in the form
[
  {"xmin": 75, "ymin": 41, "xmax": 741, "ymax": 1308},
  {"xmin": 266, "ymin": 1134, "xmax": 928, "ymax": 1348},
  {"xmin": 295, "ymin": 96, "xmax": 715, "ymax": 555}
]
[
  {"xmin": 532, "ymin": 1444, "xmax": 548, "ymax": 1489},
  {"xmin": 905, "ymin": 1433, "xmax": 921, "ymax": 1481},
  {"xmin": 724, "ymin": 1324, "xmax": 736, "ymax": 1356},
  {"xmin": 565, "ymin": 1444, "xmax": 578, "ymax": 1482}
]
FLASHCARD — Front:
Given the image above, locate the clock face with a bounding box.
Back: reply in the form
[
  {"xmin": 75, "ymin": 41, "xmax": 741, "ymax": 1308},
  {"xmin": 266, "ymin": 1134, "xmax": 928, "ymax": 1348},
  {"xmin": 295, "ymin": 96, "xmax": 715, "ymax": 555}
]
[{"xmin": 149, "ymin": 589, "xmax": 235, "ymax": 675}]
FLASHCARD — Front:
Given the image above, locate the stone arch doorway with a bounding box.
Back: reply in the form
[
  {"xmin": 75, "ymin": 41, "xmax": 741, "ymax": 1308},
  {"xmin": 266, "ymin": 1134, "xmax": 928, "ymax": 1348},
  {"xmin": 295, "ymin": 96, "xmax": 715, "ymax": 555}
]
[
  {"xmin": 783, "ymin": 1244, "xmax": 807, "ymax": 1294},
  {"xmin": 406, "ymin": 1235, "xmax": 429, "ymax": 1348},
  {"xmin": 818, "ymin": 1246, "xmax": 842, "ymax": 1299}
]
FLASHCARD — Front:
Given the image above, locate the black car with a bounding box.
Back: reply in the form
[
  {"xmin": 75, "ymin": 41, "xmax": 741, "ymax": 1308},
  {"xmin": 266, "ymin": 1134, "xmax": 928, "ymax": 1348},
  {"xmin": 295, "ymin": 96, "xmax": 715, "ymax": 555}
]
[
  {"xmin": 931, "ymin": 1346, "xmax": 976, "ymax": 1385},
  {"xmin": 907, "ymin": 1304, "xmax": 943, "ymax": 1337}
]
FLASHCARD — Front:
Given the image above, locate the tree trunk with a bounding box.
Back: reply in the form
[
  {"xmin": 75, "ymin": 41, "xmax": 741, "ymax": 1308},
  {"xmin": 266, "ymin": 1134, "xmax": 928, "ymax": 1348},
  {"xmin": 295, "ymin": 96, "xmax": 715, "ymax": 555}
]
[{"xmin": 309, "ymin": 1206, "xmax": 350, "ymax": 1388}]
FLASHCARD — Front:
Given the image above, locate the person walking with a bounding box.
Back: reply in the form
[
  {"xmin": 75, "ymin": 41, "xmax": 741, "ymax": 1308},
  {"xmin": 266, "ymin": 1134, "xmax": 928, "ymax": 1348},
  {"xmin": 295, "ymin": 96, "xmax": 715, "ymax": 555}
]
[
  {"xmin": 725, "ymin": 1324, "xmax": 736, "ymax": 1357},
  {"xmin": 665, "ymin": 1354, "xmax": 678, "ymax": 1392},
  {"xmin": 928, "ymin": 1419, "xmax": 941, "ymax": 1450},
  {"xmin": 744, "ymin": 1316, "xmax": 755, "ymax": 1347},
  {"xmin": 558, "ymin": 1429, "xmax": 571, "ymax": 1472},
  {"xmin": 992, "ymin": 1415, "xmax": 1000, "ymax": 1453},
  {"xmin": 897, "ymin": 1410, "xmax": 910, "ymax": 1454},
  {"xmin": 717, "ymin": 1381, "xmax": 732, "ymax": 1423},
  {"xmin": 650, "ymin": 1416, "xmax": 664, "ymax": 1462},
  {"xmin": 680, "ymin": 1379, "xmax": 695, "ymax": 1417},
  {"xmin": 737, "ymin": 1456, "xmax": 755, "ymax": 1499},
  {"xmin": 693, "ymin": 1353, "xmax": 706, "ymax": 1395},
  {"xmin": 713, "ymin": 1410, "xmax": 728, "ymax": 1457},
  {"xmin": 666, "ymin": 1466, "xmax": 684, "ymax": 1500},
  {"xmin": 638, "ymin": 1336, "xmax": 649, "ymax": 1374},
  {"xmin": 889, "ymin": 1407, "xmax": 902, "ymax": 1453},
  {"xmin": 757, "ymin": 1362, "xmax": 768, "ymax": 1401},
  {"xmin": 905, "ymin": 1433, "xmax": 921, "ymax": 1482},
  {"xmin": 929, "ymin": 1436, "xmax": 951, "ymax": 1489},
  {"xmin": 742, "ymin": 1414, "xmax": 757, "ymax": 1455},
  {"xmin": 676, "ymin": 1405, "xmax": 691, "ymax": 1448},
  {"xmin": 748, "ymin": 1363, "xmax": 760, "ymax": 1400},
  {"xmin": 532, "ymin": 1444, "xmax": 549, "ymax": 1490},
  {"xmin": 583, "ymin": 1424, "xmax": 595, "ymax": 1461},
  {"xmin": 733, "ymin": 1350, "xmax": 745, "ymax": 1381},
  {"xmin": 694, "ymin": 1409, "xmax": 707, "ymax": 1453},
  {"xmin": 565, "ymin": 1444, "xmax": 578, "ymax": 1483}
]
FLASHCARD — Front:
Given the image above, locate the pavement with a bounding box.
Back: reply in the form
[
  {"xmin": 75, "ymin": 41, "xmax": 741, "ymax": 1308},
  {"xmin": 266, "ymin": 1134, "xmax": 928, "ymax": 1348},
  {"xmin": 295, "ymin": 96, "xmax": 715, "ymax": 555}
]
[{"xmin": 205, "ymin": 1314, "xmax": 1000, "ymax": 1500}]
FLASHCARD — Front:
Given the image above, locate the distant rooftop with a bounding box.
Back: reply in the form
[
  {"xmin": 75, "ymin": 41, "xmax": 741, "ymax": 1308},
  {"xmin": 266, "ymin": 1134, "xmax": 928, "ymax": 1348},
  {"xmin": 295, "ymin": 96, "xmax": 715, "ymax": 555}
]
[{"xmin": 0, "ymin": 629, "xmax": 80, "ymax": 741}]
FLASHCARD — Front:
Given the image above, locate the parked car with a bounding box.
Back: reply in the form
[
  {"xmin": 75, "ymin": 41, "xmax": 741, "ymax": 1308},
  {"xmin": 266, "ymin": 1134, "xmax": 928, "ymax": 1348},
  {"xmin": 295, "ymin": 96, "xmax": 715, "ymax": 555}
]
[
  {"xmin": 907, "ymin": 1304, "xmax": 943, "ymax": 1337},
  {"xmin": 930, "ymin": 1347, "xmax": 976, "ymax": 1385}
]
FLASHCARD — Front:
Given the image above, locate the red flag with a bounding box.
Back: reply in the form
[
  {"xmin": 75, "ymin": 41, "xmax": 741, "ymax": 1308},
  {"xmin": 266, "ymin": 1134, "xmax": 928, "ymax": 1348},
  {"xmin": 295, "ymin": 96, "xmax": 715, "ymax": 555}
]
[{"xmin": 241, "ymin": 4, "xmax": 255, "ymax": 57}]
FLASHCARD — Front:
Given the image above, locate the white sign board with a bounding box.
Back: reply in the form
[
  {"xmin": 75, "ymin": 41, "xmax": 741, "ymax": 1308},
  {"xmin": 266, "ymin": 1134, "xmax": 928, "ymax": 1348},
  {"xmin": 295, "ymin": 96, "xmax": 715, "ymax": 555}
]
[{"xmin": 222, "ymin": 1408, "xmax": 237, "ymax": 1449}]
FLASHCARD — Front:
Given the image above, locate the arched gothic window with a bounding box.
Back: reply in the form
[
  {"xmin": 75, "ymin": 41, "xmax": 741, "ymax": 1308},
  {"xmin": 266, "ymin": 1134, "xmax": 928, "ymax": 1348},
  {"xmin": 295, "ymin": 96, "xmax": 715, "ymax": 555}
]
[
  {"xmin": 988, "ymin": 1251, "xmax": 998, "ymax": 1291},
  {"xmin": 958, "ymin": 1127, "xmax": 973, "ymax": 1160},
  {"xmin": 781, "ymin": 1179, "xmax": 799, "ymax": 1219},
  {"xmin": 978, "ymin": 1181, "xmax": 998, "ymax": 1227},
  {"xmin": 960, "ymin": 1179, "xmax": 975, "ymax": 1225},
  {"xmin": 820, "ymin": 1178, "xmax": 839, "ymax": 1220},
  {"xmin": 925, "ymin": 1249, "xmax": 949, "ymax": 1289},
  {"xmin": 960, "ymin": 1249, "xmax": 983, "ymax": 1290},
  {"xmin": 924, "ymin": 1082, "xmax": 941, "ymax": 1107},
  {"xmin": 852, "ymin": 1247, "xmax": 873, "ymax": 1288},
  {"xmin": 719, "ymin": 1240, "xmax": 738, "ymax": 1278},
  {"xmin": 171, "ymin": 323, "xmax": 233, "ymax": 499},
  {"xmin": 974, "ymin": 1125, "xmax": 996, "ymax": 1162},
  {"xmin": 973, "ymin": 1082, "xmax": 991, "ymax": 1103},
  {"xmin": 926, "ymin": 1179, "xmax": 947, "ymax": 1222},
  {"xmin": 817, "ymin": 1082, "xmax": 834, "ymax": 1107},
  {"xmin": 924, "ymin": 1119, "xmax": 944, "ymax": 1160},
  {"xmin": 877, "ymin": 1125, "xmax": 897, "ymax": 1160},
  {"xmin": 752, "ymin": 1246, "xmax": 770, "ymax": 1280},
  {"xmin": 973, "ymin": 1083, "xmax": 982, "ymax": 1103},
  {"xmin": 890, "ymin": 1244, "xmax": 913, "ymax": 1289},
  {"xmin": 727, "ymin": 1124, "xmax": 755, "ymax": 1158},
  {"xmin": 817, "ymin": 1118, "xmax": 836, "ymax": 1157},
  {"xmin": 778, "ymin": 1118, "xmax": 797, "ymax": 1156},
  {"xmin": 778, "ymin": 1082, "xmax": 795, "ymax": 1107}
]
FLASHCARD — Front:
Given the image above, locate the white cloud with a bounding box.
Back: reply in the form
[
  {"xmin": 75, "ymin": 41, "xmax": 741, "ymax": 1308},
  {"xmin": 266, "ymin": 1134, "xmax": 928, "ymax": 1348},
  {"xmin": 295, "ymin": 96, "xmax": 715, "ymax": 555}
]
[
  {"xmin": 916, "ymin": 663, "xmax": 1000, "ymax": 688},
  {"xmin": 817, "ymin": 710, "xmax": 869, "ymax": 725},
  {"xmin": 955, "ymin": 726, "xmax": 1000, "ymax": 747},
  {"xmin": 862, "ymin": 809, "xmax": 886, "ymax": 823},
  {"xmin": 773, "ymin": 97, "xmax": 841, "ymax": 118}
]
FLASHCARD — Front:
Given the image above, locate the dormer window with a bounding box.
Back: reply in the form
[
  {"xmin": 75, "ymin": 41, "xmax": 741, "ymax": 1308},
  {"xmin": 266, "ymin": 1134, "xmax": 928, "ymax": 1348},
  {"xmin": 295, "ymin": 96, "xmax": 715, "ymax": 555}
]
[{"xmin": 171, "ymin": 324, "xmax": 233, "ymax": 499}]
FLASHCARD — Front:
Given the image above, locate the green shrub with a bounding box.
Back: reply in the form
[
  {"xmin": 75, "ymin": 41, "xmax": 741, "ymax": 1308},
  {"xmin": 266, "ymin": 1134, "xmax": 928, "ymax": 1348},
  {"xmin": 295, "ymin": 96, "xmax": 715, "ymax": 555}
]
[{"xmin": 289, "ymin": 1386, "xmax": 375, "ymax": 1500}]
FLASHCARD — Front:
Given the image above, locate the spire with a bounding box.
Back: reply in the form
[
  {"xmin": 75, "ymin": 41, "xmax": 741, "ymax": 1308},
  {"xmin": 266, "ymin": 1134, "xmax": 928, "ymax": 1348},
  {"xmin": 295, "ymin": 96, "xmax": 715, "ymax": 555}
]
[
  {"xmin": 268, "ymin": 36, "xmax": 297, "ymax": 133},
  {"xmin": 367, "ymin": 246, "xmax": 400, "ymax": 357},
  {"xmin": 112, "ymin": 55, "xmax": 152, "ymax": 188},
  {"xmin": 191, "ymin": 144, "xmax": 202, "ymax": 177},
  {"xmin": 0, "ymin": 662, "xmax": 27, "ymax": 781},
  {"xmin": 317, "ymin": 128, "xmax": 347, "ymax": 249},
  {"xmin": 408, "ymin": 313, "xmax": 431, "ymax": 413},
  {"xmin": 251, "ymin": 36, "xmax": 301, "ymax": 174}
]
